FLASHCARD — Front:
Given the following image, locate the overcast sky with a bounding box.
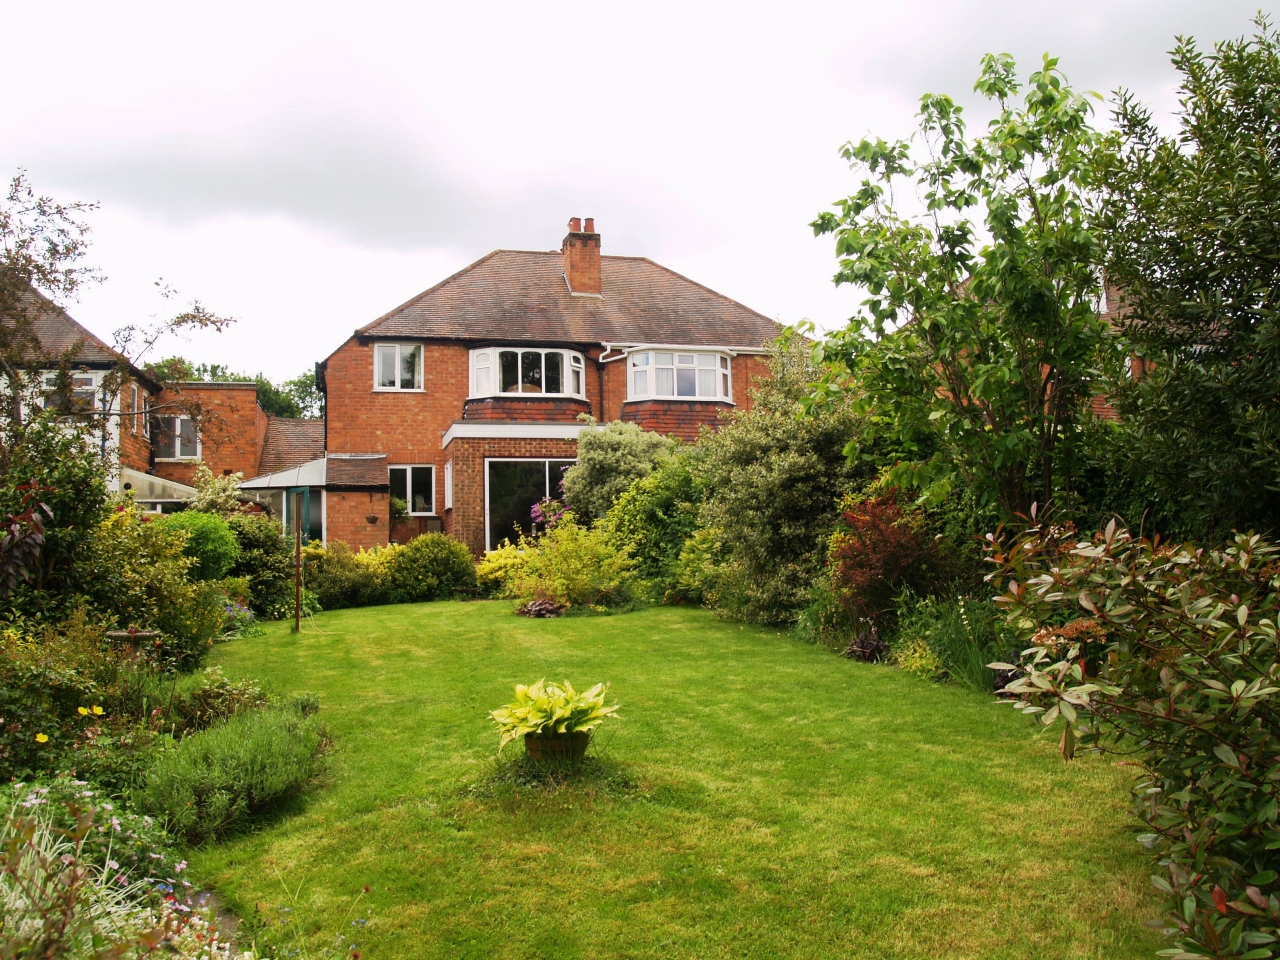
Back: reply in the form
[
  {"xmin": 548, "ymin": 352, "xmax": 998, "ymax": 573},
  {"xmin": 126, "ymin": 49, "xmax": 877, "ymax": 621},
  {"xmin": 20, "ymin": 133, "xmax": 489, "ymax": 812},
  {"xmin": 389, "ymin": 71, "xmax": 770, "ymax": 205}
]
[{"xmin": 3, "ymin": 1, "xmax": 1274, "ymax": 381}]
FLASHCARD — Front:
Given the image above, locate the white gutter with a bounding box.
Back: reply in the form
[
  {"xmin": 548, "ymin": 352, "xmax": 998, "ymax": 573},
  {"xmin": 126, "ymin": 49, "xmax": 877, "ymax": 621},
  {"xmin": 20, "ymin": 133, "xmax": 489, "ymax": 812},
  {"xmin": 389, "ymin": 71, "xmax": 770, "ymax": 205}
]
[{"xmin": 598, "ymin": 342, "xmax": 770, "ymax": 362}]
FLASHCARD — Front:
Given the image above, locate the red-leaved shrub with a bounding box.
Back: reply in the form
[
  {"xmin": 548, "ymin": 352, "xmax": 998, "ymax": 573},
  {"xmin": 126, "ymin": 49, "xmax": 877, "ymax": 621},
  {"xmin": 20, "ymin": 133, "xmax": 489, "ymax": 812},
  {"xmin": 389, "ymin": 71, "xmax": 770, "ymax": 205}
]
[{"xmin": 828, "ymin": 493, "xmax": 938, "ymax": 625}]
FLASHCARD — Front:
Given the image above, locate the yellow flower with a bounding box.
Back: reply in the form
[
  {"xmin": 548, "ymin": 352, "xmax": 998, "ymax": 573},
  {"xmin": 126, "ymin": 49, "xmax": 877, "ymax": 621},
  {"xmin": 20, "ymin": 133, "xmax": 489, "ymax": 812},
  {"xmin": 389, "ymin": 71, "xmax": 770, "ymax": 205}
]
[
  {"xmin": 92, "ymin": 706, "xmax": 104, "ymax": 716},
  {"xmin": 35, "ymin": 733, "xmax": 48, "ymax": 743},
  {"xmin": 78, "ymin": 707, "xmax": 89, "ymax": 716}
]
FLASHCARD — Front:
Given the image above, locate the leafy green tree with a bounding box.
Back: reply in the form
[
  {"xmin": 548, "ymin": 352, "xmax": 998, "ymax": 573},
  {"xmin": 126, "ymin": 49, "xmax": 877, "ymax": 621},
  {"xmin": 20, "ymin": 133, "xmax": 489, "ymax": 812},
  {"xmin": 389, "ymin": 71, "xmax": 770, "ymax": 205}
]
[
  {"xmin": 1096, "ymin": 19, "xmax": 1280, "ymax": 537},
  {"xmin": 143, "ymin": 357, "xmax": 305, "ymax": 418},
  {"xmin": 809, "ymin": 54, "xmax": 1114, "ymax": 520},
  {"xmin": 561, "ymin": 420, "xmax": 675, "ymax": 520},
  {"xmin": 282, "ymin": 370, "xmax": 323, "ymax": 418}
]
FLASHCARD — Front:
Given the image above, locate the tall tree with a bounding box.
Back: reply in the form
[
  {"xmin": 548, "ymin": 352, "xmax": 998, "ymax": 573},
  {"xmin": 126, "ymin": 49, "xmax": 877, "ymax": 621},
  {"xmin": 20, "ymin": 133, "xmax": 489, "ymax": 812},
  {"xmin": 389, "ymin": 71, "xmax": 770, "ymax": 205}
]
[
  {"xmin": 808, "ymin": 54, "xmax": 1115, "ymax": 521},
  {"xmin": 1096, "ymin": 18, "xmax": 1280, "ymax": 537}
]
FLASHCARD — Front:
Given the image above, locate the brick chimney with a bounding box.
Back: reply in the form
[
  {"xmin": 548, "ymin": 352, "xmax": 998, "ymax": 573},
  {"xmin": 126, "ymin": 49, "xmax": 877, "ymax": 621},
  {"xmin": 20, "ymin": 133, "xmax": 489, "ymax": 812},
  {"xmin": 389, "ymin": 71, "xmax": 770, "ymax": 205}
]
[{"xmin": 562, "ymin": 217, "xmax": 601, "ymax": 295}]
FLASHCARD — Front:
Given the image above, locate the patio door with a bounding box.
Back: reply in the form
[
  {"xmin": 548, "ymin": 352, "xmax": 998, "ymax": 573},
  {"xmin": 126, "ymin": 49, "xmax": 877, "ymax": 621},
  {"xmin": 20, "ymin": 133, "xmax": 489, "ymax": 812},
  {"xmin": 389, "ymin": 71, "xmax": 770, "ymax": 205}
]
[{"xmin": 485, "ymin": 459, "xmax": 575, "ymax": 551}]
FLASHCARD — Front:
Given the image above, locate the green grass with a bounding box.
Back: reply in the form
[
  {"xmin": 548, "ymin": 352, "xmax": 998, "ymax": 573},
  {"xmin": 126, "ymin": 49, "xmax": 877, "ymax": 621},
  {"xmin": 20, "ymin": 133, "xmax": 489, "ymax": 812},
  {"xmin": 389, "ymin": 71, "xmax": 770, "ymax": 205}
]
[{"xmin": 196, "ymin": 602, "xmax": 1163, "ymax": 959}]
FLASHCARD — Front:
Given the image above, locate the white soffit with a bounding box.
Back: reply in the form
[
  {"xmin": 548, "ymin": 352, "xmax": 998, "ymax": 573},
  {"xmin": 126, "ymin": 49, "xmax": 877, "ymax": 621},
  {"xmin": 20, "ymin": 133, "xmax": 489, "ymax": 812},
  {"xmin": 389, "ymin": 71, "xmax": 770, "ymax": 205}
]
[{"xmin": 441, "ymin": 422, "xmax": 597, "ymax": 448}]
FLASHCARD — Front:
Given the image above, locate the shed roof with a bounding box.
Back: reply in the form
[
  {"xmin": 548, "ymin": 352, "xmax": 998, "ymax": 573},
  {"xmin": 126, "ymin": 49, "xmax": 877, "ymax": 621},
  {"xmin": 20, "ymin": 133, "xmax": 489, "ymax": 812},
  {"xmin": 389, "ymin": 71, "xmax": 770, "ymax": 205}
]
[
  {"xmin": 256, "ymin": 418, "xmax": 326, "ymax": 477},
  {"xmin": 240, "ymin": 453, "xmax": 387, "ymax": 491}
]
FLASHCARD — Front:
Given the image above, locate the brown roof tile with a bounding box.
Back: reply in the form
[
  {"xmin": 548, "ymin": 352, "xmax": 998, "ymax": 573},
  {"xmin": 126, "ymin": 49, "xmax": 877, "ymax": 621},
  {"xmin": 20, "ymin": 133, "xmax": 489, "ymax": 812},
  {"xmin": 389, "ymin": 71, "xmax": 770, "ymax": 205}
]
[
  {"xmin": 324, "ymin": 453, "xmax": 388, "ymax": 488},
  {"xmin": 256, "ymin": 418, "xmax": 325, "ymax": 476},
  {"xmin": 353, "ymin": 251, "xmax": 781, "ymax": 348},
  {"xmin": 4, "ymin": 288, "xmax": 123, "ymax": 365}
]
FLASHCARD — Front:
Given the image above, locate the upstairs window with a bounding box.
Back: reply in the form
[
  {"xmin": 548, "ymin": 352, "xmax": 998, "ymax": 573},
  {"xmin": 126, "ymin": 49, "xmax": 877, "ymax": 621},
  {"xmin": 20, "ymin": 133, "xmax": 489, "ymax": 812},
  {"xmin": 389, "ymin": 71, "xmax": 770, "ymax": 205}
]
[
  {"xmin": 375, "ymin": 343, "xmax": 423, "ymax": 390},
  {"xmin": 470, "ymin": 348, "xmax": 586, "ymax": 398},
  {"xmin": 389, "ymin": 464, "xmax": 434, "ymax": 515},
  {"xmin": 154, "ymin": 416, "xmax": 199, "ymax": 460},
  {"xmin": 42, "ymin": 373, "xmax": 98, "ymax": 417},
  {"xmin": 628, "ymin": 351, "xmax": 731, "ymax": 401}
]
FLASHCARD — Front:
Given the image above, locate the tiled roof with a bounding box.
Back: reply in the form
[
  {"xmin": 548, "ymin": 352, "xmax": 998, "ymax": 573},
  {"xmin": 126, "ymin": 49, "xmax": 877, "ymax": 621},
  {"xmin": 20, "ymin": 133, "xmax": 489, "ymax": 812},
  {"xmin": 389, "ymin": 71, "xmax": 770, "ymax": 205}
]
[
  {"xmin": 354, "ymin": 251, "xmax": 781, "ymax": 348},
  {"xmin": 4, "ymin": 287, "xmax": 122, "ymax": 365},
  {"xmin": 256, "ymin": 418, "xmax": 325, "ymax": 477},
  {"xmin": 324, "ymin": 454, "xmax": 388, "ymax": 488}
]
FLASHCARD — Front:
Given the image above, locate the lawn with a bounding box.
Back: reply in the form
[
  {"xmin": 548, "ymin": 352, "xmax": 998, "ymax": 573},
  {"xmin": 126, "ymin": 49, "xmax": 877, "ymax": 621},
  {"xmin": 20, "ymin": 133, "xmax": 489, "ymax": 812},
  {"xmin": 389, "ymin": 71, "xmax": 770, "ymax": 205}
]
[{"xmin": 196, "ymin": 602, "xmax": 1163, "ymax": 959}]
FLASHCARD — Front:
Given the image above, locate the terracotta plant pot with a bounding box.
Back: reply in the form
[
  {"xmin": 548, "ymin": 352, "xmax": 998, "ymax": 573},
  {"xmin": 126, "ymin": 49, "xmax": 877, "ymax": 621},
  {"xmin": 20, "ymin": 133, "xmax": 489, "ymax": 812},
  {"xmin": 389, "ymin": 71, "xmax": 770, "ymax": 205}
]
[{"xmin": 524, "ymin": 731, "xmax": 591, "ymax": 762}]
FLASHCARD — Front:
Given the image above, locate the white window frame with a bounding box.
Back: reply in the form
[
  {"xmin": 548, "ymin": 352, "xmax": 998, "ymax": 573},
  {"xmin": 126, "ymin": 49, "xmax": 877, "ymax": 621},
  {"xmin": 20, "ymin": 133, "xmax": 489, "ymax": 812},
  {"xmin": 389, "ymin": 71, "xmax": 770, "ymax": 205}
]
[
  {"xmin": 469, "ymin": 347, "xmax": 587, "ymax": 399},
  {"xmin": 130, "ymin": 384, "xmax": 140, "ymax": 434},
  {"xmin": 626, "ymin": 350, "xmax": 732, "ymax": 401},
  {"xmin": 153, "ymin": 415, "xmax": 200, "ymax": 461},
  {"xmin": 483, "ymin": 457, "xmax": 578, "ymax": 552},
  {"xmin": 389, "ymin": 463, "xmax": 436, "ymax": 516},
  {"xmin": 373, "ymin": 342, "xmax": 425, "ymax": 392},
  {"xmin": 444, "ymin": 459, "xmax": 453, "ymax": 510}
]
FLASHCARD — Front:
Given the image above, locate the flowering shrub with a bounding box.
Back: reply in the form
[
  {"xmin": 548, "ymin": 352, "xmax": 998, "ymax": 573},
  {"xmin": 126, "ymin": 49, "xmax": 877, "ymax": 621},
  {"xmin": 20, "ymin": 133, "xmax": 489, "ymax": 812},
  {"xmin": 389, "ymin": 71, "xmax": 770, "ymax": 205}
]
[
  {"xmin": 991, "ymin": 520, "xmax": 1280, "ymax": 959},
  {"xmin": 0, "ymin": 776, "xmax": 183, "ymax": 883},
  {"xmin": 0, "ymin": 790, "xmax": 263, "ymax": 958}
]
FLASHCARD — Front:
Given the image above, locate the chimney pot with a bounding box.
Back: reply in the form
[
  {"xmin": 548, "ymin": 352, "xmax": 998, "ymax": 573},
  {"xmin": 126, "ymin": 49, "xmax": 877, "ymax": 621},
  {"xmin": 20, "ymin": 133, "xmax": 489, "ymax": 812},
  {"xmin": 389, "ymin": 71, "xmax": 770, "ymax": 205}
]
[
  {"xmin": 584, "ymin": 217, "xmax": 595, "ymax": 233},
  {"xmin": 562, "ymin": 217, "xmax": 602, "ymax": 294}
]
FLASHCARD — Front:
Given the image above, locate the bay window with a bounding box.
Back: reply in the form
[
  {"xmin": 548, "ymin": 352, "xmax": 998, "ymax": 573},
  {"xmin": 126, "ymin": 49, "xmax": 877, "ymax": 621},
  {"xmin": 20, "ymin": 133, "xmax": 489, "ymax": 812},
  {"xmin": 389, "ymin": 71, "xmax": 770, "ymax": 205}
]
[
  {"xmin": 628, "ymin": 351, "xmax": 731, "ymax": 401},
  {"xmin": 389, "ymin": 464, "xmax": 434, "ymax": 515},
  {"xmin": 470, "ymin": 348, "xmax": 585, "ymax": 398},
  {"xmin": 375, "ymin": 343, "xmax": 423, "ymax": 390}
]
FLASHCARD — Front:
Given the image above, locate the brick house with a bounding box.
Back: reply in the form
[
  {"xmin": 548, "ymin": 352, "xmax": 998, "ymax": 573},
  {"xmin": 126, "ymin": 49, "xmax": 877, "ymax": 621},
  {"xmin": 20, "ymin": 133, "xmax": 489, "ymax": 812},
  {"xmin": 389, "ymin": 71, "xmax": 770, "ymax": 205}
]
[
  {"xmin": 7, "ymin": 287, "xmax": 322, "ymax": 511},
  {"xmin": 242, "ymin": 218, "xmax": 780, "ymax": 554}
]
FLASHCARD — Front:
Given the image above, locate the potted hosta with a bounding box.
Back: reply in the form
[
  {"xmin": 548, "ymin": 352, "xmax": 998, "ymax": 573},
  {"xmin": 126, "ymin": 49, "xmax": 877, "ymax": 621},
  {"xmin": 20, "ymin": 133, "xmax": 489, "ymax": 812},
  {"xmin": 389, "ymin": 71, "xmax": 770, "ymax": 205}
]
[{"xmin": 490, "ymin": 679, "xmax": 620, "ymax": 761}]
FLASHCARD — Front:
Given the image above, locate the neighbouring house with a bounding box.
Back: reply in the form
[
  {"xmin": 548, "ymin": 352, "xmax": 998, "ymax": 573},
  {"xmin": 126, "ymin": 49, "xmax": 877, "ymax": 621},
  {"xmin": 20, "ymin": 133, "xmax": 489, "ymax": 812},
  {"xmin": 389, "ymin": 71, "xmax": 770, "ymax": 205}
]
[
  {"xmin": 4, "ymin": 287, "xmax": 323, "ymax": 512},
  {"xmin": 242, "ymin": 218, "xmax": 780, "ymax": 553}
]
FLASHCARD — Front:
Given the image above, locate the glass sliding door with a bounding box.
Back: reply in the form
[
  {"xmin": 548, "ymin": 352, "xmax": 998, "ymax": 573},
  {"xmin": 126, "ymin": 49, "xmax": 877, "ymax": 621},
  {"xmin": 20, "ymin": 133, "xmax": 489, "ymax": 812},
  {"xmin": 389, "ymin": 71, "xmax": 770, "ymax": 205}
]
[{"xmin": 485, "ymin": 459, "xmax": 578, "ymax": 550}]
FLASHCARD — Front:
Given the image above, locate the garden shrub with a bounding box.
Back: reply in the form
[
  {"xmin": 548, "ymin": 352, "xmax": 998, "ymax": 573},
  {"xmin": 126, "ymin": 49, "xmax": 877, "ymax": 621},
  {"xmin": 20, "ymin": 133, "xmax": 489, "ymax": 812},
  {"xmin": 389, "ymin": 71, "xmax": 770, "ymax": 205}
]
[
  {"xmin": 476, "ymin": 541, "xmax": 527, "ymax": 598},
  {"xmin": 891, "ymin": 636, "xmax": 945, "ymax": 680},
  {"xmin": 601, "ymin": 452, "xmax": 701, "ymax": 596},
  {"xmin": 561, "ymin": 419, "xmax": 676, "ymax": 520},
  {"xmin": 305, "ymin": 534, "xmax": 476, "ymax": 609},
  {"xmin": 227, "ymin": 512, "xmax": 293, "ymax": 619},
  {"xmin": 992, "ymin": 521, "xmax": 1280, "ymax": 957},
  {"xmin": 827, "ymin": 492, "xmax": 941, "ymax": 628},
  {"xmin": 151, "ymin": 511, "xmax": 240, "ymax": 581},
  {"xmin": 384, "ymin": 532, "xmax": 477, "ymax": 603},
  {"xmin": 691, "ymin": 344, "xmax": 874, "ymax": 623},
  {"xmin": 0, "ymin": 415, "xmax": 111, "ymax": 621},
  {"xmin": 153, "ymin": 666, "xmax": 271, "ymax": 738},
  {"xmin": 304, "ymin": 540, "xmax": 390, "ymax": 610},
  {"xmin": 894, "ymin": 592, "xmax": 1006, "ymax": 693},
  {"xmin": 505, "ymin": 512, "xmax": 636, "ymax": 612},
  {"xmin": 133, "ymin": 702, "xmax": 327, "ymax": 844}
]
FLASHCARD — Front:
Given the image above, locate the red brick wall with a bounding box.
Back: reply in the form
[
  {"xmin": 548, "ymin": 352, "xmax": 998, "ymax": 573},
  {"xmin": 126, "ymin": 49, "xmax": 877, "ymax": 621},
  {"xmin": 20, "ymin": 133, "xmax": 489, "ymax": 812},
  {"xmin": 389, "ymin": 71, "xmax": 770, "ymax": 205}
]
[
  {"xmin": 462, "ymin": 396, "xmax": 591, "ymax": 422},
  {"xmin": 444, "ymin": 436, "xmax": 580, "ymax": 555},
  {"xmin": 733, "ymin": 354, "xmax": 769, "ymax": 410},
  {"xmin": 325, "ymin": 489, "xmax": 390, "ymax": 552},
  {"xmin": 620, "ymin": 400, "xmax": 734, "ymax": 441},
  {"xmin": 150, "ymin": 383, "xmax": 267, "ymax": 485},
  {"xmin": 117, "ymin": 380, "xmax": 155, "ymax": 474}
]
